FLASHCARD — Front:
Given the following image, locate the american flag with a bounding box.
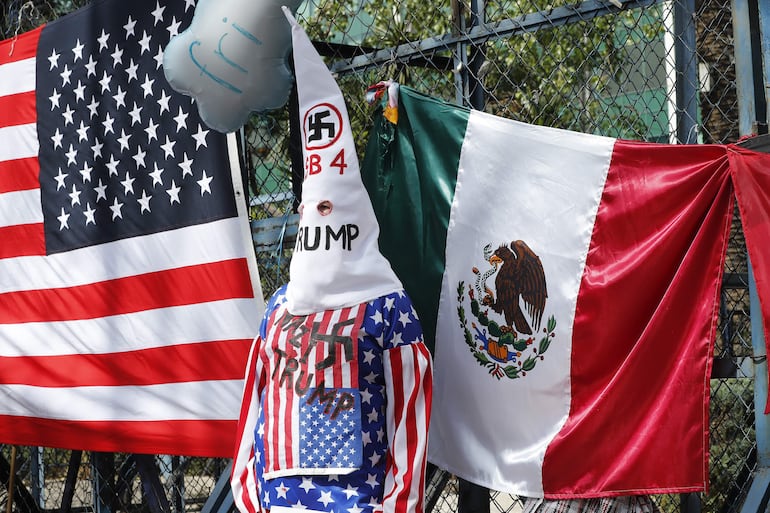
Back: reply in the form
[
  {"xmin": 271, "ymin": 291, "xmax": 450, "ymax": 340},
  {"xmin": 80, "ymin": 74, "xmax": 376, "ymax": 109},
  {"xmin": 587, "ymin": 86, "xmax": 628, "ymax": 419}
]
[
  {"xmin": 261, "ymin": 304, "xmax": 366, "ymax": 476},
  {"xmin": 0, "ymin": 0, "xmax": 264, "ymax": 456}
]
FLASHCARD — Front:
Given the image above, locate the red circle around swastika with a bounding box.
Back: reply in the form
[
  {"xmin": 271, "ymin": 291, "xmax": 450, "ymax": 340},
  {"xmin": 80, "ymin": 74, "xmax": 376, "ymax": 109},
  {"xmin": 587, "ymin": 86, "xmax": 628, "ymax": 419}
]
[{"xmin": 303, "ymin": 103, "xmax": 344, "ymax": 150}]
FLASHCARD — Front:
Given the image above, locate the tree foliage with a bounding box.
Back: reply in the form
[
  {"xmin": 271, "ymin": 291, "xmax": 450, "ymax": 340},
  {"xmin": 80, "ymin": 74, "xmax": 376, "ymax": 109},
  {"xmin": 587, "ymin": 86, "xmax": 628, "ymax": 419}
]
[
  {"xmin": 302, "ymin": 0, "xmax": 664, "ymax": 139},
  {"xmin": 1, "ymin": 0, "xmax": 90, "ymax": 39}
]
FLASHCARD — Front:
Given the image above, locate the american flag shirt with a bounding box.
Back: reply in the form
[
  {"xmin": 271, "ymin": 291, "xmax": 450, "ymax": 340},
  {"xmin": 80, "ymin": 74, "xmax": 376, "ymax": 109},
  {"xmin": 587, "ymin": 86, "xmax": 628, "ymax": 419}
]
[{"xmin": 232, "ymin": 286, "xmax": 433, "ymax": 513}]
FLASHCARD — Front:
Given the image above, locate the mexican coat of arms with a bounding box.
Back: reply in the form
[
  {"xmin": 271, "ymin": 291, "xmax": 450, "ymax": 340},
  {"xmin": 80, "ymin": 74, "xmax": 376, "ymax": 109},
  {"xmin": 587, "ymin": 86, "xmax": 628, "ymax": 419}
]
[{"xmin": 456, "ymin": 240, "xmax": 556, "ymax": 379}]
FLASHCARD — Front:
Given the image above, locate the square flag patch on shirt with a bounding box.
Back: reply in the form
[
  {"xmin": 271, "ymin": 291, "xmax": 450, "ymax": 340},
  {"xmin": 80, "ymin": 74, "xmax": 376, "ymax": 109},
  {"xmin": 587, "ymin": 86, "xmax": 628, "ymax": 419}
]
[{"xmin": 300, "ymin": 387, "xmax": 363, "ymax": 470}]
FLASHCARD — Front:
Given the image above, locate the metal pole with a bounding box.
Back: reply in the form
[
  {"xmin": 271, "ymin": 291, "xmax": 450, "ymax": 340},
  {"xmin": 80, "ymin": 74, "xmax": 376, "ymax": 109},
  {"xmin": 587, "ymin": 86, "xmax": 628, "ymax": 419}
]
[
  {"xmin": 467, "ymin": 0, "xmax": 486, "ymax": 110},
  {"xmin": 458, "ymin": 478, "xmax": 490, "ymax": 513},
  {"xmin": 452, "ymin": 0, "xmax": 469, "ymax": 106},
  {"xmin": 29, "ymin": 447, "xmax": 44, "ymax": 510},
  {"xmin": 91, "ymin": 453, "xmax": 115, "ymax": 513},
  {"xmin": 733, "ymin": 0, "xmax": 760, "ymax": 135},
  {"xmin": 743, "ymin": 0, "xmax": 770, "ymax": 462},
  {"xmin": 732, "ymin": 0, "xmax": 770, "ymax": 135},
  {"xmin": 734, "ymin": 2, "xmax": 770, "ymax": 512},
  {"xmin": 751, "ymin": 259, "xmax": 770, "ymax": 467},
  {"xmin": 739, "ymin": 259, "xmax": 770, "ymax": 513},
  {"xmin": 756, "ymin": 0, "xmax": 770, "ymax": 129},
  {"xmin": 6, "ymin": 446, "xmax": 16, "ymax": 513},
  {"xmin": 680, "ymin": 492, "xmax": 701, "ymax": 513},
  {"xmin": 60, "ymin": 451, "xmax": 82, "ymax": 513},
  {"xmin": 673, "ymin": 0, "xmax": 699, "ymax": 143}
]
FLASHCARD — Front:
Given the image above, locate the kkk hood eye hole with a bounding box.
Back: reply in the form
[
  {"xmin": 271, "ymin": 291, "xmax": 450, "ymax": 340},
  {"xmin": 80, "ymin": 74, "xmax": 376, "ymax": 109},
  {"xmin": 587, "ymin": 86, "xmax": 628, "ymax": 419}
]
[{"xmin": 317, "ymin": 200, "xmax": 333, "ymax": 216}]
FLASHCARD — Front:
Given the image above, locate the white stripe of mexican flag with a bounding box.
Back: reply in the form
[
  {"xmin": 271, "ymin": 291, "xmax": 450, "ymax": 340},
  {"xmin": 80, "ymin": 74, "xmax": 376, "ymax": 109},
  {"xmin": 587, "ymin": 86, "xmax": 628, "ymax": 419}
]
[{"xmin": 361, "ymin": 86, "xmax": 762, "ymax": 498}]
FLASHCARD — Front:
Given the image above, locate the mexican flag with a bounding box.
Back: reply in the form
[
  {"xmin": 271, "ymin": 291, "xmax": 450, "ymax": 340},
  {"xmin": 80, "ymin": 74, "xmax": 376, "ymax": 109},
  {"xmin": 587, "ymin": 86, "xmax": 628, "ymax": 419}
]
[{"xmin": 361, "ymin": 86, "xmax": 770, "ymax": 498}]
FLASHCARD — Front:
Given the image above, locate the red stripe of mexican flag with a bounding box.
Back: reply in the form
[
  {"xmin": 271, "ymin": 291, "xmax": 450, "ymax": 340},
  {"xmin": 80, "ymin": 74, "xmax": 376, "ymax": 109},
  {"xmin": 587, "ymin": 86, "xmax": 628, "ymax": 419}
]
[{"xmin": 361, "ymin": 86, "xmax": 738, "ymax": 497}]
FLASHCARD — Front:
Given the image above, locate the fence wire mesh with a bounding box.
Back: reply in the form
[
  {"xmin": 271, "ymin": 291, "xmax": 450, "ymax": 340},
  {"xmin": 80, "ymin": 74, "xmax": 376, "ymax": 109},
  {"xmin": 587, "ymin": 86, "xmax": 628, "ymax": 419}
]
[{"xmin": 0, "ymin": 0, "xmax": 757, "ymax": 512}]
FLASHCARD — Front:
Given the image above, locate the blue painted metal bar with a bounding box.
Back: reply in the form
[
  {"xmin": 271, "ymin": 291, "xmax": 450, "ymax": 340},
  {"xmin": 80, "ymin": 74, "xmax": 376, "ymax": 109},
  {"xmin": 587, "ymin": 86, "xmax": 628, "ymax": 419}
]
[
  {"xmin": 681, "ymin": 492, "xmax": 701, "ymax": 513},
  {"xmin": 458, "ymin": 478, "xmax": 490, "ymax": 513},
  {"xmin": 91, "ymin": 452, "xmax": 115, "ymax": 513},
  {"xmin": 453, "ymin": 0, "xmax": 487, "ymax": 109},
  {"xmin": 749, "ymin": 1, "xmax": 768, "ymax": 132},
  {"xmin": 751, "ymin": 257, "xmax": 770, "ymax": 468},
  {"xmin": 452, "ymin": 0, "xmax": 469, "ymax": 106},
  {"xmin": 29, "ymin": 447, "xmax": 43, "ymax": 509},
  {"xmin": 735, "ymin": 2, "xmax": 770, "ymax": 513},
  {"xmin": 734, "ymin": 0, "xmax": 770, "ymax": 466},
  {"xmin": 673, "ymin": 0, "xmax": 699, "ymax": 143},
  {"xmin": 134, "ymin": 454, "xmax": 171, "ymax": 513},
  {"xmin": 60, "ymin": 451, "xmax": 82, "ymax": 513},
  {"xmin": 733, "ymin": 0, "xmax": 758, "ymax": 135},
  {"xmin": 201, "ymin": 462, "xmax": 234, "ymax": 513},
  {"xmin": 739, "ymin": 260, "xmax": 770, "ymax": 513},
  {"xmin": 758, "ymin": 0, "xmax": 770, "ymax": 128},
  {"xmin": 740, "ymin": 468, "xmax": 770, "ymax": 513},
  {"xmin": 467, "ymin": 0, "xmax": 487, "ymax": 110}
]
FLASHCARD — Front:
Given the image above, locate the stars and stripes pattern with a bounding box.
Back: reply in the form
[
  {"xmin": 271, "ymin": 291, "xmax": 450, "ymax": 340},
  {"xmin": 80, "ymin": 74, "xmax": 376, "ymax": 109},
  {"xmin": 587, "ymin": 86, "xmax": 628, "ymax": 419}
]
[
  {"xmin": 232, "ymin": 287, "xmax": 432, "ymax": 513},
  {"xmin": 298, "ymin": 386, "xmax": 363, "ymax": 470},
  {"xmin": 0, "ymin": 0, "xmax": 263, "ymax": 456},
  {"xmin": 260, "ymin": 301, "xmax": 366, "ymax": 477},
  {"xmin": 36, "ymin": 0, "xmax": 231, "ymax": 252}
]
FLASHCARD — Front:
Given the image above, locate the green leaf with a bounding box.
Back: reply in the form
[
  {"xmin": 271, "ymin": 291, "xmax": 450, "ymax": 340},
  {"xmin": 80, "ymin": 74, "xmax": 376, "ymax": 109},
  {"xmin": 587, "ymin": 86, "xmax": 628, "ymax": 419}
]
[
  {"xmin": 478, "ymin": 312, "xmax": 489, "ymax": 326},
  {"xmin": 471, "ymin": 299, "xmax": 480, "ymax": 316},
  {"xmin": 500, "ymin": 332, "xmax": 514, "ymax": 346},
  {"xmin": 539, "ymin": 336, "xmax": 551, "ymax": 354},
  {"xmin": 522, "ymin": 357, "xmax": 537, "ymax": 371},
  {"xmin": 513, "ymin": 339, "xmax": 528, "ymax": 351},
  {"xmin": 488, "ymin": 320, "xmax": 502, "ymax": 337},
  {"xmin": 504, "ymin": 366, "xmax": 520, "ymax": 379},
  {"xmin": 547, "ymin": 315, "xmax": 556, "ymax": 332}
]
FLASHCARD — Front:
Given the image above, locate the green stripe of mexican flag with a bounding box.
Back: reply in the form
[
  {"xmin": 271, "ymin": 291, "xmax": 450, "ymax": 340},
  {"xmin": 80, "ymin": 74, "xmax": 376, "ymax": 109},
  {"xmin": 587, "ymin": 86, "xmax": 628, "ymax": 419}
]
[{"xmin": 361, "ymin": 86, "xmax": 770, "ymax": 498}]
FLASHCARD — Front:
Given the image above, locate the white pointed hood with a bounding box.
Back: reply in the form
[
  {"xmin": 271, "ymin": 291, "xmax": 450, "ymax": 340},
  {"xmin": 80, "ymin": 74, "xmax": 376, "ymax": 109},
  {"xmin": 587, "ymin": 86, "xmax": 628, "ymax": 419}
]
[{"xmin": 283, "ymin": 8, "xmax": 402, "ymax": 315}]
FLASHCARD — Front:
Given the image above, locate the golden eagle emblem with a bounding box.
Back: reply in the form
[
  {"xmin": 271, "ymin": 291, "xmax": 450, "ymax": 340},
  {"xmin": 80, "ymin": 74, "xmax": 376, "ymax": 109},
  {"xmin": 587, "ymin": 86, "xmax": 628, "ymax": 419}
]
[
  {"xmin": 457, "ymin": 240, "xmax": 556, "ymax": 380},
  {"xmin": 483, "ymin": 240, "xmax": 547, "ymax": 335}
]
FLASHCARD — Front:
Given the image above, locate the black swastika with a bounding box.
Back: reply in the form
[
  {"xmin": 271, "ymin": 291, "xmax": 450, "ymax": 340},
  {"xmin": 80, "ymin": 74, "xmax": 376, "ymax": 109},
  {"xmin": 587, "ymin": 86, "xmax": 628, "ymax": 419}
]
[{"xmin": 307, "ymin": 110, "xmax": 336, "ymax": 142}]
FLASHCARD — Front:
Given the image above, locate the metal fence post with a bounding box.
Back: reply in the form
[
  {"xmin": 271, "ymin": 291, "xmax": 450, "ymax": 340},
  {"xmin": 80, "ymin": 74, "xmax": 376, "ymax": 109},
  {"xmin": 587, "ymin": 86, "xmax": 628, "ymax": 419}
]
[
  {"xmin": 732, "ymin": 0, "xmax": 766, "ymax": 136},
  {"xmin": 681, "ymin": 492, "xmax": 702, "ymax": 513},
  {"xmin": 29, "ymin": 447, "xmax": 44, "ymax": 510},
  {"xmin": 458, "ymin": 478, "xmax": 490, "ymax": 513},
  {"xmin": 734, "ymin": 1, "xmax": 770, "ymax": 512},
  {"xmin": 468, "ymin": 0, "xmax": 486, "ymax": 110},
  {"xmin": 452, "ymin": 0, "xmax": 470, "ymax": 106},
  {"xmin": 457, "ymin": 3, "xmax": 488, "ymax": 507},
  {"xmin": 754, "ymin": 0, "xmax": 770, "ymax": 132},
  {"xmin": 200, "ymin": 462, "xmax": 234, "ymax": 513},
  {"xmin": 738, "ymin": 258, "xmax": 770, "ymax": 513},
  {"xmin": 91, "ymin": 453, "xmax": 115, "ymax": 513},
  {"xmin": 452, "ymin": 0, "xmax": 486, "ymax": 109},
  {"xmin": 673, "ymin": 0, "xmax": 699, "ymax": 143}
]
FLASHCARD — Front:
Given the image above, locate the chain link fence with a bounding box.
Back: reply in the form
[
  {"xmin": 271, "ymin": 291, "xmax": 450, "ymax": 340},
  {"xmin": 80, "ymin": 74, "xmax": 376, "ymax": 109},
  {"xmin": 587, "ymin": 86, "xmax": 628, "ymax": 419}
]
[{"xmin": 0, "ymin": 0, "xmax": 757, "ymax": 512}]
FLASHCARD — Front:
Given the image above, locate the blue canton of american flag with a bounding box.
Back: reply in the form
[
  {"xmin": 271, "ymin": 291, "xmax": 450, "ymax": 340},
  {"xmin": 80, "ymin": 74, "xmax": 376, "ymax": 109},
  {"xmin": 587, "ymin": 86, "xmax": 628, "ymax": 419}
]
[
  {"xmin": 37, "ymin": 0, "xmax": 236, "ymax": 253},
  {"xmin": 299, "ymin": 388, "xmax": 363, "ymax": 470}
]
